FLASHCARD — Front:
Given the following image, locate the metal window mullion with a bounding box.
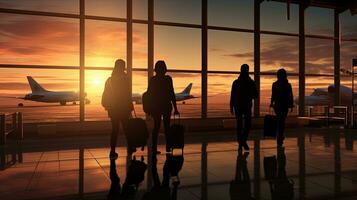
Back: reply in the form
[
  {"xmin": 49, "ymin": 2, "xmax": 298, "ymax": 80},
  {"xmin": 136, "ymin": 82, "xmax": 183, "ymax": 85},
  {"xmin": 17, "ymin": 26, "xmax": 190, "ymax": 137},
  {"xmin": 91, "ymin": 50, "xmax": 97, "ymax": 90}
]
[
  {"xmin": 127, "ymin": 0, "xmax": 133, "ymax": 95},
  {"xmin": 201, "ymin": 0, "xmax": 208, "ymax": 119},
  {"xmin": 79, "ymin": 0, "xmax": 85, "ymax": 122},
  {"xmin": 148, "ymin": 0, "xmax": 154, "ymax": 83}
]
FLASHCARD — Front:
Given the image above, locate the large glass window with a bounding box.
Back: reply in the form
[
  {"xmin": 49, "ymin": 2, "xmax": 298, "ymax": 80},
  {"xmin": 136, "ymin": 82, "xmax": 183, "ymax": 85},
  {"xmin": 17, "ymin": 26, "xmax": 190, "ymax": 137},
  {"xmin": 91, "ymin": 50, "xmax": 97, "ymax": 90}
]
[
  {"xmin": 0, "ymin": 0, "xmax": 79, "ymax": 14},
  {"xmin": 154, "ymin": 26, "xmax": 201, "ymax": 70},
  {"xmin": 154, "ymin": 0, "xmax": 201, "ymax": 24},
  {"xmin": 208, "ymin": 30, "xmax": 254, "ymax": 72},
  {"xmin": 306, "ymin": 38, "xmax": 334, "ymax": 75},
  {"xmin": 208, "ymin": 73, "xmax": 238, "ymax": 117},
  {"xmin": 133, "ymin": 24, "xmax": 148, "ymax": 69},
  {"xmin": 0, "ymin": 14, "xmax": 79, "ymax": 66},
  {"xmin": 133, "ymin": 0, "xmax": 148, "ymax": 20},
  {"xmin": 261, "ymin": 34, "xmax": 299, "ymax": 73},
  {"xmin": 306, "ymin": 7, "xmax": 334, "ymax": 36},
  {"xmin": 208, "ymin": 0, "xmax": 253, "ymax": 29},
  {"xmin": 261, "ymin": 1, "xmax": 299, "ymax": 33},
  {"xmin": 85, "ymin": 0, "xmax": 126, "ymax": 18},
  {"xmin": 85, "ymin": 20, "xmax": 126, "ymax": 68}
]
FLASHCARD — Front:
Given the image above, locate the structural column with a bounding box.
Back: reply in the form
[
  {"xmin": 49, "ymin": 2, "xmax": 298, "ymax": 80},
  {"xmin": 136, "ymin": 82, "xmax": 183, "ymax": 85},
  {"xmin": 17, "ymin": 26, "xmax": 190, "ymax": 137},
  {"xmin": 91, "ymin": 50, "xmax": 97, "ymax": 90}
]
[
  {"xmin": 254, "ymin": 0, "xmax": 262, "ymax": 117},
  {"xmin": 334, "ymin": 10, "xmax": 341, "ymax": 106},
  {"xmin": 79, "ymin": 0, "xmax": 85, "ymax": 122},
  {"xmin": 201, "ymin": 0, "xmax": 208, "ymax": 118},
  {"xmin": 298, "ymin": 3, "xmax": 306, "ymax": 117},
  {"xmin": 148, "ymin": 0, "xmax": 154, "ymax": 82},
  {"xmin": 127, "ymin": 0, "xmax": 133, "ymax": 94}
]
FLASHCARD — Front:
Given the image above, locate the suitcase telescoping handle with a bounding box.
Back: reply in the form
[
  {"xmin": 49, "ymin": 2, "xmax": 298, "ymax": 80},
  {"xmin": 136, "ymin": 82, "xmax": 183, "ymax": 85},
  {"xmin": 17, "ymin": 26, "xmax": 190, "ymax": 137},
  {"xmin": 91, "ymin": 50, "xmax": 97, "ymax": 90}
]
[
  {"xmin": 173, "ymin": 112, "xmax": 181, "ymax": 124},
  {"xmin": 131, "ymin": 103, "xmax": 137, "ymax": 118}
]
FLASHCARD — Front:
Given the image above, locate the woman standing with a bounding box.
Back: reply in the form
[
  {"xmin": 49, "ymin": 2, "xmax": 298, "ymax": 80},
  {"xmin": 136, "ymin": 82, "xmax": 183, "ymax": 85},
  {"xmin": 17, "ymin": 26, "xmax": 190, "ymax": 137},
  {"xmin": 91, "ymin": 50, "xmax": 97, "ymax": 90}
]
[
  {"xmin": 270, "ymin": 68, "xmax": 294, "ymax": 147},
  {"xmin": 147, "ymin": 60, "xmax": 179, "ymax": 154},
  {"xmin": 102, "ymin": 59, "xmax": 133, "ymax": 160}
]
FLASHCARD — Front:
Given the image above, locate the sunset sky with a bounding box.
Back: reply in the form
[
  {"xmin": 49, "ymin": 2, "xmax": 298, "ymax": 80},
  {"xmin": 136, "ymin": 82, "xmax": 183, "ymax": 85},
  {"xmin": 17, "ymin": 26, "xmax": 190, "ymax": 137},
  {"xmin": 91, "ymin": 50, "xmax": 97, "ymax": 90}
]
[{"xmin": 0, "ymin": 0, "xmax": 356, "ymax": 120}]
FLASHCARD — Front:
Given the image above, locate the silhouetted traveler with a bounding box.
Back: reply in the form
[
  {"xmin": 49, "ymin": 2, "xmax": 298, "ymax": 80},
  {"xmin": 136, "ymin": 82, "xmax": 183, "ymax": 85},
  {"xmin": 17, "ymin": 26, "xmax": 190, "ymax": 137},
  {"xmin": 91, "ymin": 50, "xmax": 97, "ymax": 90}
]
[
  {"xmin": 230, "ymin": 64, "xmax": 258, "ymax": 151},
  {"xmin": 270, "ymin": 68, "xmax": 294, "ymax": 147},
  {"xmin": 230, "ymin": 151, "xmax": 254, "ymax": 200},
  {"xmin": 147, "ymin": 61, "xmax": 179, "ymax": 154},
  {"xmin": 102, "ymin": 59, "xmax": 133, "ymax": 160}
]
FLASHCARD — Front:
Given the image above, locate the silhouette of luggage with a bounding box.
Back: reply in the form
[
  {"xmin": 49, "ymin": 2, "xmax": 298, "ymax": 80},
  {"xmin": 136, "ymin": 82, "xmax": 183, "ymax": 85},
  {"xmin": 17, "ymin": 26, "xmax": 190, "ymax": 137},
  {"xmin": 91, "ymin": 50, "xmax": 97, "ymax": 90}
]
[
  {"xmin": 101, "ymin": 77, "xmax": 112, "ymax": 109},
  {"xmin": 264, "ymin": 114, "xmax": 277, "ymax": 137},
  {"xmin": 270, "ymin": 178, "xmax": 294, "ymax": 200},
  {"xmin": 125, "ymin": 110, "xmax": 149, "ymax": 151},
  {"xmin": 167, "ymin": 115, "xmax": 185, "ymax": 152},
  {"xmin": 121, "ymin": 156, "xmax": 147, "ymax": 198},
  {"xmin": 264, "ymin": 156, "xmax": 277, "ymax": 180},
  {"xmin": 142, "ymin": 91, "xmax": 153, "ymax": 114}
]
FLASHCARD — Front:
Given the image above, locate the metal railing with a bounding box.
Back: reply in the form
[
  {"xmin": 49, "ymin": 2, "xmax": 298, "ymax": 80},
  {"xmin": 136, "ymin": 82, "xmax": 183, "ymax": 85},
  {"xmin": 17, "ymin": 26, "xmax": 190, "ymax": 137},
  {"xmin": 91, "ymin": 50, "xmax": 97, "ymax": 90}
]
[{"xmin": 0, "ymin": 112, "xmax": 23, "ymax": 145}]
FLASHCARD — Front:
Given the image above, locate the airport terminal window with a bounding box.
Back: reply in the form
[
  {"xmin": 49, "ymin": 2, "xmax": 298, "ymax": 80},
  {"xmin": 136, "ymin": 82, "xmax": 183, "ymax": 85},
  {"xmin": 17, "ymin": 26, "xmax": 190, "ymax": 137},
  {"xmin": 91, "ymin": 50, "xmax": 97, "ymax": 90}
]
[
  {"xmin": 341, "ymin": 11, "xmax": 357, "ymax": 40},
  {"xmin": 306, "ymin": 38, "xmax": 334, "ymax": 75},
  {"xmin": 306, "ymin": 7, "xmax": 334, "ymax": 36},
  {"xmin": 85, "ymin": 20, "xmax": 126, "ymax": 68},
  {"xmin": 166, "ymin": 72, "xmax": 201, "ymax": 118},
  {"xmin": 133, "ymin": 24, "xmax": 148, "ymax": 69},
  {"xmin": 208, "ymin": 30, "xmax": 254, "ymax": 72},
  {"xmin": 207, "ymin": 73, "xmax": 238, "ymax": 118},
  {"xmin": 0, "ymin": 14, "xmax": 79, "ymax": 66},
  {"xmin": 208, "ymin": 0, "xmax": 253, "ymax": 29},
  {"xmin": 154, "ymin": 26, "xmax": 201, "ymax": 71},
  {"xmin": 261, "ymin": 34, "xmax": 299, "ymax": 74},
  {"xmin": 154, "ymin": 0, "xmax": 201, "ymax": 25},
  {"xmin": 0, "ymin": 0, "xmax": 79, "ymax": 14},
  {"xmin": 133, "ymin": 0, "xmax": 148, "ymax": 20},
  {"xmin": 85, "ymin": 0, "xmax": 126, "ymax": 18},
  {"xmin": 260, "ymin": 75, "xmax": 298, "ymax": 115},
  {"xmin": 341, "ymin": 41, "xmax": 357, "ymax": 72},
  {"xmin": 261, "ymin": 1, "xmax": 298, "ymax": 34},
  {"xmin": 0, "ymin": 68, "xmax": 79, "ymax": 122}
]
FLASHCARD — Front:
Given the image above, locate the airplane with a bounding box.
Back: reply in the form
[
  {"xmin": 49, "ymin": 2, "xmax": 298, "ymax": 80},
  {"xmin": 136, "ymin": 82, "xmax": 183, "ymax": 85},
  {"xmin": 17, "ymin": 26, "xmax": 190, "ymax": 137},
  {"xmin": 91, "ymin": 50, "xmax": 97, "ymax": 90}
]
[
  {"xmin": 16, "ymin": 76, "xmax": 90, "ymax": 107},
  {"xmin": 296, "ymin": 84, "xmax": 357, "ymax": 106},
  {"xmin": 132, "ymin": 83, "xmax": 196, "ymax": 104}
]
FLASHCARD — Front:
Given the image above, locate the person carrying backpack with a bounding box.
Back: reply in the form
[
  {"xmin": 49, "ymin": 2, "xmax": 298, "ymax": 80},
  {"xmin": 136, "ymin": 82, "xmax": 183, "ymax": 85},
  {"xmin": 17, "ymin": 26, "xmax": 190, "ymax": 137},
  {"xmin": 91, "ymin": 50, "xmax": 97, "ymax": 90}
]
[{"xmin": 102, "ymin": 59, "xmax": 133, "ymax": 160}]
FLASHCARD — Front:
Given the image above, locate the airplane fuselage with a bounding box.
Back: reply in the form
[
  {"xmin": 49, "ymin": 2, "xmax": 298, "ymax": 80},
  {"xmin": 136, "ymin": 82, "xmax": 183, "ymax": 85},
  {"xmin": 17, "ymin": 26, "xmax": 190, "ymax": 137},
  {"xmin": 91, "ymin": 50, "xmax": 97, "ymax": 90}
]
[{"xmin": 24, "ymin": 91, "xmax": 79, "ymax": 103}]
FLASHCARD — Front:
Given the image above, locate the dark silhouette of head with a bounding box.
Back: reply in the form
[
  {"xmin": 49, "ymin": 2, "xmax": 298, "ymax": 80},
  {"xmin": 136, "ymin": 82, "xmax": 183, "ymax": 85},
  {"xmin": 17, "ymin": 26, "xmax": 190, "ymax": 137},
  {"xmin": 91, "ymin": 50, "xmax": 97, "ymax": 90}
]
[
  {"xmin": 240, "ymin": 64, "xmax": 249, "ymax": 77},
  {"xmin": 154, "ymin": 60, "xmax": 167, "ymax": 76},
  {"xmin": 277, "ymin": 68, "xmax": 288, "ymax": 82},
  {"xmin": 112, "ymin": 59, "xmax": 126, "ymax": 76}
]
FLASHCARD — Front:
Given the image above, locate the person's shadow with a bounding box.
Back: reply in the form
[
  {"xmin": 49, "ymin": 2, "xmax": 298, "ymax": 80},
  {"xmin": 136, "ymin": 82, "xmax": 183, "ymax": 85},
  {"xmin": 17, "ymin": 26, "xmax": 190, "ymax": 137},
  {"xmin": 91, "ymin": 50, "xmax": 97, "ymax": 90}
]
[
  {"xmin": 229, "ymin": 151, "xmax": 255, "ymax": 200},
  {"xmin": 107, "ymin": 156, "xmax": 147, "ymax": 200},
  {"xmin": 142, "ymin": 154, "xmax": 184, "ymax": 200}
]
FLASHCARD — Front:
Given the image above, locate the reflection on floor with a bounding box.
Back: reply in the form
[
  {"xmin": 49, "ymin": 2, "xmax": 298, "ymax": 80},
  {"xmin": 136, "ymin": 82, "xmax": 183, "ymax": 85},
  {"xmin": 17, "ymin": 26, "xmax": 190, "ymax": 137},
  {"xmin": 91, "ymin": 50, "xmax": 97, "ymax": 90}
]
[{"xmin": 1, "ymin": 129, "xmax": 357, "ymax": 200}]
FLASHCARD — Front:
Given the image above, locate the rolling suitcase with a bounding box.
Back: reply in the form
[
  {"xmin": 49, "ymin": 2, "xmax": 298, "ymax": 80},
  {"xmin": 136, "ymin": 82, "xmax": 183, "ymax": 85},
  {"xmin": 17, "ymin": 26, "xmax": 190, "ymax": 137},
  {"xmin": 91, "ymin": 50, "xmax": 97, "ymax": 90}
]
[
  {"xmin": 125, "ymin": 108, "xmax": 149, "ymax": 152},
  {"xmin": 264, "ymin": 114, "xmax": 277, "ymax": 137},
  {"xmin": 167, "ymin": 115, "xmax": 185, "ymax": 153}
]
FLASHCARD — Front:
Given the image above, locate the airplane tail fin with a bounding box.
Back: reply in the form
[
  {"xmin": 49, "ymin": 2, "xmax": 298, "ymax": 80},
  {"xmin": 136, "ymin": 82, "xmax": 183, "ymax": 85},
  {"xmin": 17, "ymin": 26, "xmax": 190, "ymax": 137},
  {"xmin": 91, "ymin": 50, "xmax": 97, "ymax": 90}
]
[
  {"xmin": 181, "ymin": 83, "xmax": 192, "ymax": 95},
  {"xmin": 27, "ymin": 76, "xmax": 47, "ymax": 93}
]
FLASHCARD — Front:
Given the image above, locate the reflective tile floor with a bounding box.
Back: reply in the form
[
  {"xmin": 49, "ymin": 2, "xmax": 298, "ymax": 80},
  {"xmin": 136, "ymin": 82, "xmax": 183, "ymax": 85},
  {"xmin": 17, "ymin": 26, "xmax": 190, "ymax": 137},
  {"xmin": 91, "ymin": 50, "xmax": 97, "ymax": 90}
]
[{"xmin": 1, "ymin": 128, "xmax": 357, "ymax": 200}]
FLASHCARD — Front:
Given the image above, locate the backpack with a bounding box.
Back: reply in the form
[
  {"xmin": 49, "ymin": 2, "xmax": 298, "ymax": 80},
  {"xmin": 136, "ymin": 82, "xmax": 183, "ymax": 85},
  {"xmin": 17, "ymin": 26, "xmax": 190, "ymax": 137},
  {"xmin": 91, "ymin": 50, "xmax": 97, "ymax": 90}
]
[
  {"xmin": 101, "ymin": 78, "xmax": 112, "ymax": 109},
  {"xmin": 142, "ymin": 91, "xmax": 153, "ymax": 114}
]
